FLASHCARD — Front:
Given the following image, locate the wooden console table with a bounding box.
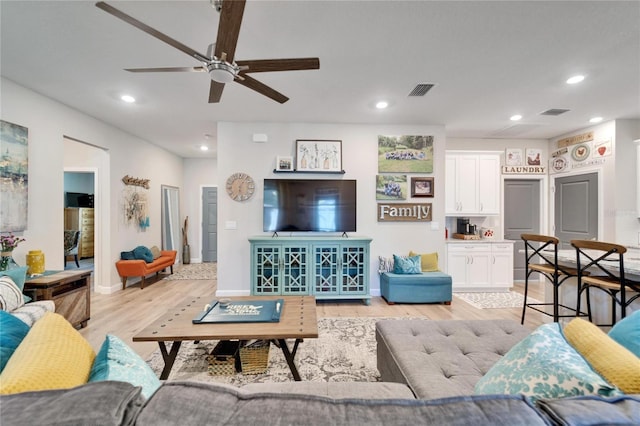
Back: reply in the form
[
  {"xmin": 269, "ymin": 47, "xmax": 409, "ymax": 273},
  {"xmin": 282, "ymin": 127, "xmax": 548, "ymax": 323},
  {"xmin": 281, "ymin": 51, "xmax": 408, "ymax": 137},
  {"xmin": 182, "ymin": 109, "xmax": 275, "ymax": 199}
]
[{"xmin": 24, "ymin": 270, "xmax": 91, "ymax": 328}]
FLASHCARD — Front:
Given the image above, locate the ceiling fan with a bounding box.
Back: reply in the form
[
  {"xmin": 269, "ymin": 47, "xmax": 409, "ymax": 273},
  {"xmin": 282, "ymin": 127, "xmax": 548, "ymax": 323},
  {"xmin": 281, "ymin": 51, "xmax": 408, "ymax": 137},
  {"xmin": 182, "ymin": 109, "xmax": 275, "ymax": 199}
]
[{"xmin": 95, "ymin": 0, "xmax": 319, "ymax": 104}]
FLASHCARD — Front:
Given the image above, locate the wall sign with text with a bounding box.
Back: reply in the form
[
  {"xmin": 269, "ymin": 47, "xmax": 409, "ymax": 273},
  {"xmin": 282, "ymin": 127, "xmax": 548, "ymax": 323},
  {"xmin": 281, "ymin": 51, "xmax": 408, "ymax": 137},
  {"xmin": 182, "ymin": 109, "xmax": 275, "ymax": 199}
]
[{"xmin": 377, "ymin": 203, "xmax": 432, "ymax": 222}]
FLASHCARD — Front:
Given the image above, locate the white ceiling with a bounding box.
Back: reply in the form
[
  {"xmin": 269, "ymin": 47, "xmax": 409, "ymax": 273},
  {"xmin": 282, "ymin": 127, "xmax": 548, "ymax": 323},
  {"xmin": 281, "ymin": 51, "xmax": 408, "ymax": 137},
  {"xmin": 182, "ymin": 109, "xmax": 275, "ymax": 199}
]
[{"xmin": 1, "ymin": 1, "xmax": 639, "ymax": 159}]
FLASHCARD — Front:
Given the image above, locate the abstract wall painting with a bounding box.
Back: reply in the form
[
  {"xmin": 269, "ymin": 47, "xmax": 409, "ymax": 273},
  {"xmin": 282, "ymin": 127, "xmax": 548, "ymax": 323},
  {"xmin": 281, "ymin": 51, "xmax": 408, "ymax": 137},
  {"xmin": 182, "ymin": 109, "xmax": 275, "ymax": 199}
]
[{"xmin": 0, "ymin": 120, "xmax": 28, "ymax": 232}]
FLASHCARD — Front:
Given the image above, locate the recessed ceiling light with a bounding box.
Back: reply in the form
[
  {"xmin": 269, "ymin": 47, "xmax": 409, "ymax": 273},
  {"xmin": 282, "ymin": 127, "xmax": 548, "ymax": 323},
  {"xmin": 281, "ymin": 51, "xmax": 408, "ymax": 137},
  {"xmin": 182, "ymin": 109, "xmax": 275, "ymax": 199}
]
[
  {"xmin": 200, "ymin": 145, "xmax": 209, "ymax": 151},
  {"xmin": 589, "ymin": 116, "xmax": 603, "ymax": 123},
  {"xmin": 121, "ymin": 94, "xmax": 136, "ymax": 103},
  {"xmin": 566, "ymin": 75, "xmax": 585, "ymax": 85},
  {"xmin": 375, "ymin": 101, "xmax": 389, "ymax": 109},
  {"xmin": 510, "ymin": 114, "xmax": 522, "ymax": 121}
]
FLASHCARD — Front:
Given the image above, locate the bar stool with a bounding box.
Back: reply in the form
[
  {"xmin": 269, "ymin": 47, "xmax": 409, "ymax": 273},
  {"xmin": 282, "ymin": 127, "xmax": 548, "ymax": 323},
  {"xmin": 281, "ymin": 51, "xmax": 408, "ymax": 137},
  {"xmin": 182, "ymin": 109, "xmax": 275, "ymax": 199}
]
[
  {"xmin": 520, "ymin": 234, "xmax": 587, "ymax": 324},
  {"xmin": 571, "ymin": 239, "xmax": 640, "ymax": 327}
]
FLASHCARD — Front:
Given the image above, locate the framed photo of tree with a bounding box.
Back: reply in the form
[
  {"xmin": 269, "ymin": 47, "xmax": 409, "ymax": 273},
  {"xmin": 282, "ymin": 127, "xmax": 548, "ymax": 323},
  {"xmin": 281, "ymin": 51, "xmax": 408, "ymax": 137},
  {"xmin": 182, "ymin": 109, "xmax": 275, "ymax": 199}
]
[{"xmin": 296, "ymin": 140, "xmax": 342, "ymax": 172}]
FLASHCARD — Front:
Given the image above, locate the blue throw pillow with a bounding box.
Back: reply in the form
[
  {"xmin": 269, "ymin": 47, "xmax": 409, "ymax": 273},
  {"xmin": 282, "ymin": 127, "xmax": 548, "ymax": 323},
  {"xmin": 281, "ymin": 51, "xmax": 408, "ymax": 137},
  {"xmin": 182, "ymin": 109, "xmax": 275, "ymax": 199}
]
[
  {"xmin": 132, "ymin": 246, "xmax": 153, "ymax": 263},
  {"xmin": 0, "ymin": 310, "xmax": 30, "ymax": 372},
  {"xmin": 0, "ymin": 266, "xmax": 30, "ymax": 303},
  {"xmin": 120, "ymin": 251, "xmax": 135, "ymax": 260},
  {"xmin": 393, "ymin": 254, "xmax": 422, "ymax": 274},
  {"xmin": 608, "ymin": 310, "xmax": 640, "ymax": 358},
  {"xmin": 474, "ymin": 323, "xmax": 621, "ymax": 401},
  {"xmin": 89, "ymin": 334, "xmax": 161, "ymax": 399}
]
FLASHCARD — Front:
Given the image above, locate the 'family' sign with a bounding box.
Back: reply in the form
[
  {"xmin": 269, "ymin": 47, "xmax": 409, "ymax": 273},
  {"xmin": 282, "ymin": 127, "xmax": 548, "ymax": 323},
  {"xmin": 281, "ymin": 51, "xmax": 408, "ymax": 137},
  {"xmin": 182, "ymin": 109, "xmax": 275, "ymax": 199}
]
[{"xmin": 378, "ymin": 203, "xmax": 432, "ymax": 222}]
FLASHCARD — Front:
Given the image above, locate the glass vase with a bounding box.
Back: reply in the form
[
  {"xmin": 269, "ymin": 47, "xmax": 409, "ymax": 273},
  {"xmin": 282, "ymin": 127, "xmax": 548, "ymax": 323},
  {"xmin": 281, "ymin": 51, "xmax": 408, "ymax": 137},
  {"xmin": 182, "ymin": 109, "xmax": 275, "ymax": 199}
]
[{"xmin": 0, "ymin": 250, "xmax": 19, "ymax": 271}]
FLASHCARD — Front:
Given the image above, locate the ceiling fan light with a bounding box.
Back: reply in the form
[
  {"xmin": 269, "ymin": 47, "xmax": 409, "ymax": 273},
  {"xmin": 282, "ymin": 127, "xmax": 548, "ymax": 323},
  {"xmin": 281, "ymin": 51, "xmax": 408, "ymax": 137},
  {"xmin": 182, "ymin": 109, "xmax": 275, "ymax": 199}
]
[{"xmin": 208, "ymin": 62, "xmax": 236, "ymax": 83}]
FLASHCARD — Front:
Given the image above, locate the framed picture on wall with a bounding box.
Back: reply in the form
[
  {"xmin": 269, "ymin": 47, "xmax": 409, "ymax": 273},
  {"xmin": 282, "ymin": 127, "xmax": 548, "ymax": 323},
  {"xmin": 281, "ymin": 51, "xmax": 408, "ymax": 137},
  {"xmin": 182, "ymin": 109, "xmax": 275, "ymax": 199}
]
[
  {"xmin": 276, "ymin": 156, "xmax": 294, "ymax": 171},
  {"xmin": 296, "ymin": 140, "xmax": 342, "ymax": 172},
  {"xmin": 411, "ymin": 177, "xmax": 434, "ymax": 197}
]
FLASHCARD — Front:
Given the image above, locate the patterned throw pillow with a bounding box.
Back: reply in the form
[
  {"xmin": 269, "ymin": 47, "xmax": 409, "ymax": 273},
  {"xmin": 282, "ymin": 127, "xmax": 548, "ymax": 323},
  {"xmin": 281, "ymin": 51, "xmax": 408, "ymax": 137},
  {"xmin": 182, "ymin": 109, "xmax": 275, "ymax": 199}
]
[
  {"xmin": 378, "ymin": 256, "xmax": 395, "ymax": 274},
  {"xmin": 474, "ymin": 322, "xmax": 621, "ymax": 401},
  {"xmin": 0, "ymin": 267, "xmax": 30, "ymax": 303},
  {"xmin": 0, "ymin": 277, "xmax": 25, "ymax": 312},
  {"xmin": 392, "ymin": 254, "xmax": 422, "ymax": 274}
]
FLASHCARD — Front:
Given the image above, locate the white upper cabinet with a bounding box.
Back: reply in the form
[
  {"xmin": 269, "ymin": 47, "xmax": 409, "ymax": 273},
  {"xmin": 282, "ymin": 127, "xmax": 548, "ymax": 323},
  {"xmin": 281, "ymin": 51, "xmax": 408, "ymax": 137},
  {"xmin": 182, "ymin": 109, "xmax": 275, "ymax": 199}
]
[{"xmin": 445, "ymin": 152, "xmax": 500, "ymax": 216}]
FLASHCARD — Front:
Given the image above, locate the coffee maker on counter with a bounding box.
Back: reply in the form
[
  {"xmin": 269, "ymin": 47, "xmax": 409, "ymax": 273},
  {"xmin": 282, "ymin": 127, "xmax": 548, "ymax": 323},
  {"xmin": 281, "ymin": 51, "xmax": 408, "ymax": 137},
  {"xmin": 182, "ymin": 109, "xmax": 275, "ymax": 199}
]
[{"xmin": 456, "ymin": 218, "xmax": 477, "ymax": 235}]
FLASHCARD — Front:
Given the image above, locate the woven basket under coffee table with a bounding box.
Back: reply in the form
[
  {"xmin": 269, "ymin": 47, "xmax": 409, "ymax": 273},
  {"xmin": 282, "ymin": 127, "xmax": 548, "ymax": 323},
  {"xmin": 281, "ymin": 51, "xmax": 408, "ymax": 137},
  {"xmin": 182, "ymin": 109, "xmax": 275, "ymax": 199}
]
[
  {"xmin": 208, "ymin": 340, "xmax": 241, "ymax": 375},
  {"xmin": 239, "ymin": 340, "xmax": 270, "ymax": 374}
]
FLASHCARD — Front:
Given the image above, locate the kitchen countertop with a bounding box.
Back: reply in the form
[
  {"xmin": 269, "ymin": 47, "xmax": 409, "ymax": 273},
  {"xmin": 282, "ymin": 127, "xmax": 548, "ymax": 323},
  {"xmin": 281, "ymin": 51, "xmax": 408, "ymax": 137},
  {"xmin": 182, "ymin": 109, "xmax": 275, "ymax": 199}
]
[{"xmin": 446, "ymin": 238, "xmax": 514, "ymax": 244}]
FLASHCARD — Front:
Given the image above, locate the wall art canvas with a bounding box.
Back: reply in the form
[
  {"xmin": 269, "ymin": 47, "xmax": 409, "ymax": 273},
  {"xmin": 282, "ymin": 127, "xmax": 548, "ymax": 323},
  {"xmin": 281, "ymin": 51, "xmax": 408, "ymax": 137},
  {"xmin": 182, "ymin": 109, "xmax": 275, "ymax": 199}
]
[
  {"xmin": 411, "ymin": 177, "xmax": 434, "ymax": 197},
  {"xmin": 526, "ymin": 148, "xmax": 542, "ymax": 165},
  {"xmin": 376, "ymin": 175, "xmax": 407, "ymax": 200},
  {"xmin": 296, "ymin": 140, "xmax": 342, "ymax": 172},
  {"xmin": 505, "ymin": 148, "xmax": 523, "ymax": 166},
  {"xmin": 378, "ymin": 135, "xmax": 434, "ymax": 173},
  {"xmin": 0, "ymin": 120, "xmax": 28, "ymax": 232}
]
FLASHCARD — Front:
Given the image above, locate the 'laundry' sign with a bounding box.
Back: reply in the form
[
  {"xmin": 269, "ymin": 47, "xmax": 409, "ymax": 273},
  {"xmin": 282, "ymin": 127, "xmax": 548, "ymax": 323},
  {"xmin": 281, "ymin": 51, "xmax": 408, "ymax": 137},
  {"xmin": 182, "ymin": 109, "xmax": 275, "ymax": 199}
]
[{"xmin": 378, "ymin": 203, "xmax": 432, "ymax": 222}]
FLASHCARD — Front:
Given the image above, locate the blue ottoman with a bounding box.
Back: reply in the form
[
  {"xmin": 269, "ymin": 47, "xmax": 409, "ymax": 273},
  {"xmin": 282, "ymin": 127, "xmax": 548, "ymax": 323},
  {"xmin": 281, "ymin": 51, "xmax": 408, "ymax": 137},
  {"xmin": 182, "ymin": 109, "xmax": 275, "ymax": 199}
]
[{"xmin": 380, "ymin": 272, "xmax": 452, "ymax": 305}]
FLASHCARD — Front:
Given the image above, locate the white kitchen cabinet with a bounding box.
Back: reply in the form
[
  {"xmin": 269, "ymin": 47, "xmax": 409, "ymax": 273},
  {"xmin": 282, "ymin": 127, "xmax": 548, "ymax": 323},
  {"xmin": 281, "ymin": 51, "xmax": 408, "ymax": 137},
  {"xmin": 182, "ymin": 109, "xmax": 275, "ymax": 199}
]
[
  {"xmin": 447, "ymin": 241, "xmax": 514, "ymax": 291},
  {"xmin": 445, "ymin": 152, "xmax": 500, "ymax": 215}
]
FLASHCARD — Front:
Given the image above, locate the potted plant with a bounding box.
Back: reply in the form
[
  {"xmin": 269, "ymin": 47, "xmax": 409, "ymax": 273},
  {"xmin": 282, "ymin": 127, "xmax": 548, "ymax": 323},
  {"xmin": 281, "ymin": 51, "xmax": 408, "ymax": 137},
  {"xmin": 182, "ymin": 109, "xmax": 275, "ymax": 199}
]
[{"xmin": 181, "ymin": 217, "xmax": 190, "ymax": 265}]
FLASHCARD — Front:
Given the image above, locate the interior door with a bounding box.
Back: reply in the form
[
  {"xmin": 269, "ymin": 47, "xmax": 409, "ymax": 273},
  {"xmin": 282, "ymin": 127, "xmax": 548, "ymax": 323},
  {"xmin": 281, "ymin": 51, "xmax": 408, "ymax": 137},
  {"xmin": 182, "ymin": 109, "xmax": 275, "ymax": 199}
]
[
  {"xmin": 202, "ymin": 187, "xmax": 218, "ymax": 262},
  {"xmin": 504, "ymin": 179, "xmax": 540, "ymax": 281},
  {"xmin": 554, "ymin": 173, "xmax": 598, "ymax": 249}
]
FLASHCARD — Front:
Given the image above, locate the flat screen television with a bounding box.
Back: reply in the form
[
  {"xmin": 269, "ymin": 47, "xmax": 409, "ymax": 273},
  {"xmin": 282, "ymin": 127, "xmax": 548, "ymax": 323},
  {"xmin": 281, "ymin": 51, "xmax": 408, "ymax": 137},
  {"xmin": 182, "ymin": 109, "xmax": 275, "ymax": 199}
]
[
  {"xmin": 65, "ymin": 192, "xmax": 94, "ymax": 208},
  {"xmin": 263, "ymin": 179, "xmax": 357, "ymax": 233}
]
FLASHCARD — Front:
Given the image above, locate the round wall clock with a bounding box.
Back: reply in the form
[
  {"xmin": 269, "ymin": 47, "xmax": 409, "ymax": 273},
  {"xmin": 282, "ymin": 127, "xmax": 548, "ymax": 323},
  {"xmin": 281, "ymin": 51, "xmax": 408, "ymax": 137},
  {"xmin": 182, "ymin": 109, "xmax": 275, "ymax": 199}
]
[{"xmin": 225, "ymin": 172, "xmax": 255, "ymax": 201}]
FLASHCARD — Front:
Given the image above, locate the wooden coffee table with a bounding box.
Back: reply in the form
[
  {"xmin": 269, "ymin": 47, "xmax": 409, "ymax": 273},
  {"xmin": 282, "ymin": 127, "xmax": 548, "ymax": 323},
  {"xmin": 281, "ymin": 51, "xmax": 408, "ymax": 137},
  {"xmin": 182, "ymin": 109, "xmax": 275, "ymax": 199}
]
[{"xmin": 133, "ymin": 295, "xmax": 318, "ymax": 380}]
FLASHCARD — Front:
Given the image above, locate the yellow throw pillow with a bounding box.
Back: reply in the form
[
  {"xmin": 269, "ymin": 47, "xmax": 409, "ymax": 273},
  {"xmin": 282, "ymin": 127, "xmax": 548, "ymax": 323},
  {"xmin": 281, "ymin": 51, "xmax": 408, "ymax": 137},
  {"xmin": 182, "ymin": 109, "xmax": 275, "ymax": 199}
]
[
  {"xmin": 408, "ymin": 251, "xmax": 439, "ymax": 272},
  {"xmin": 563, "ymin": 318, "xmax": 640, "ymax": 394},
  {"xmin": 0, "ymin": 312, "xmax": 95, "ymax": 394}
]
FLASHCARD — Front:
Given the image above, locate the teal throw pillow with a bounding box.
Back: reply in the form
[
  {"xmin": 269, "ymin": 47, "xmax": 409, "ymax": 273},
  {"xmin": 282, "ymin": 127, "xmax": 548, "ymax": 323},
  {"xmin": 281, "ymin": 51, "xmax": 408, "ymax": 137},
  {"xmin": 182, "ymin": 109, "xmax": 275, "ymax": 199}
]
[
  {"xmin": 89, "ymin": 334, "xmax": 161, "ymax": 399},
  {"xmin": 0, "ymin": 310, "xmax": 30, "ymax": 372},
  {"xmin": 120, "ymin": 251, "xmax": 135, "ymax": 260},
  {"xmin": 474, "ymin": 323, "xmax": 621, "ymax": 402},
  {"xmin": 0, "ymin": 266, "xmax": 30, "ymax": 303},
  {"xmin": 393, "ymin": 254, "xmax": 421, "ymax": 274},
  {"xmin": 132, "ymin": 246, "xmax": 153, "ymax": 263},
  {"xmin": 608, "ymin": 310, "xmax": 640, "ymax": 358}
]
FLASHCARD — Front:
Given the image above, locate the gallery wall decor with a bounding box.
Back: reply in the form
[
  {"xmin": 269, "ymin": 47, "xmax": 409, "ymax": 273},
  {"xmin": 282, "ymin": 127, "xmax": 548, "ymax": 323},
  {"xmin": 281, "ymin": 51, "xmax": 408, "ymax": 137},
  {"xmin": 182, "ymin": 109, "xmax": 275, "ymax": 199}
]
[
  {"xmin": 0, "ymin": 120, "xmax": 28, "ymax": 232},
  {"xmin": 411, "ymin": 177, "xmax": 434, "ymax": 197},
  {"xmin": 276, "ymin": 156, "xmax": 293, "ymax": 172},
  {"xmin": 296, "ymin": 140, "xmax": 342, "ymax": 172},
  {"xmin": 505, "ymin": 148, "xmax": 523, "ymax": 166},
  {"xmin": 377, "ymin": 203, "xmax": 432, "ymax": 222},
  {"xmin": 378, "ymin": 135, "xmax": 434, "ymax": 173},
  {"xmin": 376, "ymin": 175, "xmax": 407, "ymax": 201}
]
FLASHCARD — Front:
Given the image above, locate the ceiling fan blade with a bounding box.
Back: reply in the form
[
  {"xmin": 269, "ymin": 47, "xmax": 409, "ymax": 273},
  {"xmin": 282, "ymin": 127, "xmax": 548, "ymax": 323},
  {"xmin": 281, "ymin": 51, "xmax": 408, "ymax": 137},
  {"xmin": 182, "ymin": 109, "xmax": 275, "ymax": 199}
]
[
  {"xmin": 209, "ymin": 80, "xmax": 225, "ymax": 103},
  {"xmin": 236, "ymin": 58, "xmax": 320, "ymax": 73},
  {"xmin": 125, "ymin": 67, "xmax": 207, "ymax": 73},
  {"xmin": 235, "ymin": 74, "xmax": 289, "ymax": 104},
  {"xmin": 96, "ymin": 2, "xmax": 210, "ymax": 62},
  {"xmin": 214, "ymin": 0, "xmax": 246, "ymax": 62}
]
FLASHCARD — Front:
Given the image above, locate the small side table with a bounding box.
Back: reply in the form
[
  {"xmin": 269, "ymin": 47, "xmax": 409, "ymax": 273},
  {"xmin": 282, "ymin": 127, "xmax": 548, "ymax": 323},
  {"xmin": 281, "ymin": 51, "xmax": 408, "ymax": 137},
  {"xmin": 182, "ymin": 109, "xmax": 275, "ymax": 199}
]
[{"xmin": 24, "ymin": 270, "xmax": 91, "ymax": 328}]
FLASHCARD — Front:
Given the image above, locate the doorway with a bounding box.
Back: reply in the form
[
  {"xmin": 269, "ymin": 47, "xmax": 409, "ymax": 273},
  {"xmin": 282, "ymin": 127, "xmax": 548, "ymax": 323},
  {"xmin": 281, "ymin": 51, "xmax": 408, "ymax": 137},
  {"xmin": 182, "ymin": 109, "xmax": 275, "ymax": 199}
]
[
  {"xmin": 202, "ymin": 187, "xmax": 217, "ymax": 262},
  {"xmin": 554, "ymin": 172, "xmax": 598, "ymax": 249},
  {"xmin": 504, "ymin": 179, "xmax": 542, "ymax": 281}
]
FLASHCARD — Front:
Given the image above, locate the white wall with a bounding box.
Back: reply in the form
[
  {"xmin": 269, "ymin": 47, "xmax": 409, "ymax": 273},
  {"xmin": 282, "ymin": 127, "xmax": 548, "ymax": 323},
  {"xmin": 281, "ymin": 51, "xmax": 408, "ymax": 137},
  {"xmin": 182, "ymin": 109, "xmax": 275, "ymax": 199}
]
[
  {"xmin": 182, "ymin": 158, "xmax": 218, "ymax": 263},
  {"xmin": 217, "ymin": 122, "xmax": 446, "ymax": 296},
  {"xmin": 1, "ymin": 78, "xmax": 183, "ymax": 293}
]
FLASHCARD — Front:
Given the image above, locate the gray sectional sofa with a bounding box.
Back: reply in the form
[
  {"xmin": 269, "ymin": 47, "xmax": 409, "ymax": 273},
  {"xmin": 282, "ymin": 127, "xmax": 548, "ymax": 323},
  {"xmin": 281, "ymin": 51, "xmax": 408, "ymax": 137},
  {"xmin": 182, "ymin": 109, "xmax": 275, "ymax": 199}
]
[{"xmin": 1, "ymin": 318, "xmax": 639, "ymax": 425}]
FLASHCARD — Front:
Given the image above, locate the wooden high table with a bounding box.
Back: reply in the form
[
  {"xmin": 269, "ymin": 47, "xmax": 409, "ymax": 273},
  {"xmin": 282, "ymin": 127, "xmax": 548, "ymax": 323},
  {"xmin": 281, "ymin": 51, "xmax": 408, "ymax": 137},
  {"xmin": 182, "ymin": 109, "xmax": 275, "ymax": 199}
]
[{"xmin": 133, "ymin": 295, "xmax": 318, "ymax": 380}]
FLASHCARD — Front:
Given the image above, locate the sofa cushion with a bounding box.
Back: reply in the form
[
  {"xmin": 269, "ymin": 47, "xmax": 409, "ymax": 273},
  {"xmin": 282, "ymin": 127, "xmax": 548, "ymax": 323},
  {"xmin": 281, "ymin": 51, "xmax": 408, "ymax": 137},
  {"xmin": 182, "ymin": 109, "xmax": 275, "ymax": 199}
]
[
  {"xmin": 0, "ymin": 312, "xmax": 95, "ymax": 395},
  {"xmin": 409, "ymin": 251, "xmax": 440, "ymax": 272},
  {"xmin": 137, "ymin": 381, "xmax": 548, "ymax": 426},
  {"xmin": 563, "ymin": 317, "xmax": 640, "ymax": 394},
  {"xmin": 536, "ymin": 394, "xmax": 640, "ymax": 425},
  {"xmin": 0, "ymin": 381, "xmax": 145, "ymax": 426},
  {"xmin": 393, "ymin": 254, "xmax": 421, "ymax": 274},
  {"xmin": 608, "ymin": 310, "xmax": 640, "ymax": 358},
  {"xmin": 241, "ymin": 381, "xmax": 416, "ymax": 399},
  {"xmin": 0, "ymin": 266, "xmax": 30, "ymax": 303},
  {"xmin": 0, "ymin": 310, "xmax": 30, "ymax": 372},
  {"xmin": 89, "ymin": 334, "xmax": 161, "ymax": 399},
  {"xmin": 0, "ymin": 276, "xmax": 25, "ymax": 311},
  {"xmin": 133, "ymin": 246, "xmax": 154, "ymax": 263},
  {"xmin": 474, "ymin": 323, "xmax": 621, "ymax": 401}
]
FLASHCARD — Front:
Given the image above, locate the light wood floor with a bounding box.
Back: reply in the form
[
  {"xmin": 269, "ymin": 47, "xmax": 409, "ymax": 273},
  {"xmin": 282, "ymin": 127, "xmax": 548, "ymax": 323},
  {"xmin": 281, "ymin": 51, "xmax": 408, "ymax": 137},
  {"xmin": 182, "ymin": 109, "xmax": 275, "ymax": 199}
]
[{"xmin": 80, "ymin": 268, "xmax": 546, "ymax": 360}]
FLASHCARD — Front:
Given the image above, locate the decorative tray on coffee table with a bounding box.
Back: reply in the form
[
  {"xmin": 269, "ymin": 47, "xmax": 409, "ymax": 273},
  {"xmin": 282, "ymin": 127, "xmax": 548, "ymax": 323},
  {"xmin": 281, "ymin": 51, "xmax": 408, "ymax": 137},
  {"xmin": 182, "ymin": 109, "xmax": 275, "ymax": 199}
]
[{"xmin": 192, "ymin": 298, "xmax": 283, "ymax": 324}]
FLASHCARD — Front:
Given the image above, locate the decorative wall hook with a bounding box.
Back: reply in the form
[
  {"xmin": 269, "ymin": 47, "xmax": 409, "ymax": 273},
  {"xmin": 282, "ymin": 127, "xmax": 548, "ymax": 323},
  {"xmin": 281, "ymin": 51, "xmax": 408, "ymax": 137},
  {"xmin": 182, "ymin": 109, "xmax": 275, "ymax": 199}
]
[{"xmin": 122, "ymin": 175, "xmax": 150, "ymax": 189}]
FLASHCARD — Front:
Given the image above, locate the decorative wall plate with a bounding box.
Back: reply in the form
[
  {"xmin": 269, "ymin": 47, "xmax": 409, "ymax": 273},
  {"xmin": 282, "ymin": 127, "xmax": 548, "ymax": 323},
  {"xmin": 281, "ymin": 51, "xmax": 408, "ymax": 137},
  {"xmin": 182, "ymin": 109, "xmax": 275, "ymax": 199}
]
[
  {"xmin": 226, "ymin": 172, "xmax": 255, "ymax": 201},
  {"xmin": 551, "ymin": 156, "xmax": 568, "ymax": 172},
  {"xmin": 571, "ymin": 144, "xmax": 590, "ymax": 162}
]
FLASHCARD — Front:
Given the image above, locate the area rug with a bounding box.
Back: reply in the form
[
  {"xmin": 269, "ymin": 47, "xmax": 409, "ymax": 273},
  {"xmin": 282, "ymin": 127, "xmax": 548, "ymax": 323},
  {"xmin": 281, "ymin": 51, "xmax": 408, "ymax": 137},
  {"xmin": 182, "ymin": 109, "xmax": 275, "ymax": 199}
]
[
  {"xmin": 146, "ymin": 317, "xmax": 417, "ymax": 386},
  {"xmin": 453, "ymin": 291, "xmax": 540, "ymax": 309},
  {"xmin": 164, "ymin": 262, "xmax": 216, "ymax": 280}
]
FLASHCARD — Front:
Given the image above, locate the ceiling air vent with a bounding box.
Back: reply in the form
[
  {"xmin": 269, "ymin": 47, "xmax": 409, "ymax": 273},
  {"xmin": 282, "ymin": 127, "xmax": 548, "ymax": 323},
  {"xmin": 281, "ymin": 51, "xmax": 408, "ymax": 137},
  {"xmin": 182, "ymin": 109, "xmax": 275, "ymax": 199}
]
[
  {"xmin": 540, "ymin": 108, "xmax": 570, "ymax": 116},
  {"xmin": 408, "ymin": 83, "xmax": 435, "ymax": 97}
]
